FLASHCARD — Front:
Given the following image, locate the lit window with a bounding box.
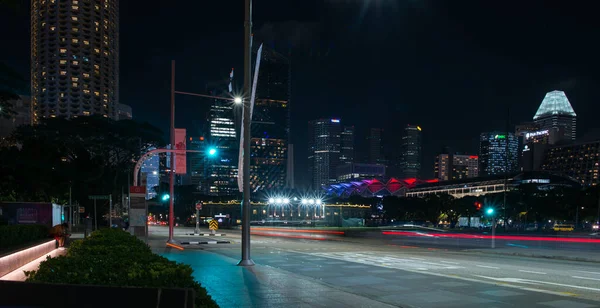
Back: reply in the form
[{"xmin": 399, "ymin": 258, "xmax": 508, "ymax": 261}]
[
  {"xmin": 72, "ymin": 16, "xmax": 78, "ymax": 21},
  {"xmin": 72, "ymin": 82, "xmax": 78, "ymax": 87},
  {"xmin": 94, "ymin": 48, "xmax": 100, "ymax": 53},
  {"xmin": 83, "ymin": 73, "xmax": 90, "ymax": 78},
  {"xmin": 60, "ymin": 93, "xmax": 65, "ymax": 98},
  {"xmin": 60, "ymin": 59, "xmax": 67, "ymax": 65},
  {"xmin": 73, "ymin": 28, "xmax": 78, "ymax": 32},
  {"xmin": 72, "ymin": 5, "xmax": 78, "ymax": 10},
  {"xmin": 60, "ymin": 71, "xmax": 67, "ymax": 76},
  {"xmin": 83, "ymin": 89, "xmax": 90, "ymax": 94},
  {"xmin": 50, "ymin": 26, "xmax": 56, "ymax": 31},
  {"xmin": 83, "ymin": 40, "xmax": 89, "ymax": 45},
  {"xmin": 94, "ymin": 91, "xmax": 100, "ymax": 96},
  {"xmin": 72, "ymin": 60, "xmax": 79, "ymax": 65},
  {"xmin": 94, "ymin": 64, "xmax": 99, "ymax": 69},
  {"xmin": 95, "ymin": 21, "xmax": 99, "ymax": 26},
  {"xmin": 83, "ymin": 111, "xmax": 90, "ymax": 116},
  {"xmin": 72, "ymin": 38, "xmax": 78, "ymax": 44},
  {"xmin": 60, "ymin": 48, "xmax": 67, "ymax": 54},
  {"xmin": 71, "ymin": 77, "xmax": 79, "ymax": 81}
]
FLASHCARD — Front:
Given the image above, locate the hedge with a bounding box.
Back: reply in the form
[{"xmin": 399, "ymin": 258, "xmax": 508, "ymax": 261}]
[
  {"xmin": 0, "ymin": 224, "xmax": 50, "ymax": 251},
  {"xmin": 25, "ymin": 228, "xmax": 218, "ymax": 308}
]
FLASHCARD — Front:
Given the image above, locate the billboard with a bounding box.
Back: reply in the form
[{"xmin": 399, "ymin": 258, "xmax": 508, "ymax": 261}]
[{"xmin": 174, "ymin": 128, "xmax": 186, "ymax": 174}]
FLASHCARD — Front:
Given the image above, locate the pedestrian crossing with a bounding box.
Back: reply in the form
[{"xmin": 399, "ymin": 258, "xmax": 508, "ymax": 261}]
[{"xmin": 309, "ymin": 252, "xmax": 465, "ymax": 271}]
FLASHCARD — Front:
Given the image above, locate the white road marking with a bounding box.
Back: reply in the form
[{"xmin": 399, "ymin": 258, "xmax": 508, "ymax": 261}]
[
  {"xmin": 476, "ymin": 265, "xmax": 500, "ymax": 269},
  {"xmin": 408, "ymin": 257, "xmax": 426, "ymax": 260},
  {"xmin": 572, "ymin": 276, "xmax": 600, "ymax": 282},
  {"xmin": 519, "ymin": 270, "xmax": 547, "ymax": 275},
  {"xmin": 575, "ymin": 270, "xmax": 600, "ymax": 275},
  {"xmin": 440, "ymin": 261, "xmax": 460, "ymax": 265},
  {"xmin": 416, "ymin": 268, "xmax": 428, "ymax": 271},
  {"xmin": 475, "ymin": 275, "xmax": 600, "ymax": 292}
]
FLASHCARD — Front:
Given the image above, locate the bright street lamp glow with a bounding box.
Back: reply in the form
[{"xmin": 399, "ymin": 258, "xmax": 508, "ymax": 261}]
[
  {"xmin": 268, "ymin": 198, "xmax": 275, "ymax": 204},
  {"xmin": 301, "ymin": 199, "xmax": 308, "ymax": 205},
  {"xmin": 275, "ymin": 198, "xmax": 283, "ymax": 204},
  {"xmin": 316, "ymin": 200, "xmax": 322, "ymax": 205},
  {"xmin": 234, "ymin": 97, "xmax": 242, "ymax": 104},
  {"xmin": 283, "ymin": 198, "xmax": 290, "ymax": 204},
  {"xmin": 308, "ymin": 199, "xmax": 315, "ymax": 205}
]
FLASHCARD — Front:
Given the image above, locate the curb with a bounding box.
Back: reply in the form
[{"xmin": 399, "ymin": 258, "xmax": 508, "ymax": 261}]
[
  {"xmin": 471, "ymin": 250, "xmax": 600, "ymax": 264},
  {"xmin": 187, "ymin": 234, "xmax": 226, "ymax": 236},
  {"xmin": 180, "ymin": 240, "xmax": 231, "ymax": 245}
]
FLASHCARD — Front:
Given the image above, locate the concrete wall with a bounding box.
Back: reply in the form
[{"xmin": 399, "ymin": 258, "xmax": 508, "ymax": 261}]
[{"xmin": 0, "ymin": 240, "xmax": 56, "ymax": 277}]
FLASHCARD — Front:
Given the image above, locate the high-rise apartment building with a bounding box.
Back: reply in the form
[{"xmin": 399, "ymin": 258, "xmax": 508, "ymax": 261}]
[
  {"xmin": 251, "ymin": 47, "xmax": 290, "ymax": 191},
  {"xmin": 533, "ymin": 90, "xmax": 576, "ymax": 144},
  {"xmin": 308, "ymin": 118, "xmax": 342, "ymax": 189},
  {"xmin": 479, "ymin": 132, "xmax": 519, "ymax": 176},
  {"xmin": 31, "ymin": 0, "xmax": 119, "ymax": 123},
  {"xmin": 340, "ymin": 126, "xmax": 354, "ymax": 166},
  {"xmin": 400, "ymin": 124, "xmax": 422, "ymax": 178},
  {"xmin": 434, "ymin": 153, "xmax": 479, "ymax": 181},
  {"xmin": 187, "ymin": 136, "xmax": 206, "ymax": 191},
  {"xmin": 367, "ymin": 128, "xmax": 384, "ymax": 164},
  {"xmin": 542, "ymin": 140, "xmax": 600, "ymax": 186}
]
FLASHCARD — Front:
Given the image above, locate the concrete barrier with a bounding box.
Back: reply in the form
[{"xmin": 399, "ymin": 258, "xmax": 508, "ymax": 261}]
[{"xmin": 0, "ymin": 239, "xmax": 56, "ymax": 278}]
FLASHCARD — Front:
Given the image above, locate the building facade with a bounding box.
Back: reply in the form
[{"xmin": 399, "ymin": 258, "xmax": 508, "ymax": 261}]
[
  {"xmin": 521, "ymin": 129, "xmax": 551, "ymax": 172},
  {"xmin": 31, "ymin": 0, "xmax": 119, "ymax": 122},
  {"xmin": 400, "ymin": 124, "xmax": 422, "ymax": 178},
  {"xmin": 533, "ymin": 90, "xmax": 576, "ymax": 144},
  {"xmin": 187, "ymin": 136, "xmax": 206, "ymax": 192},
  {"xmin": 205, "ymin": 96, "xmax": 238, "ymax": 196},
  {"xmin": 479, "ymin": 132, "xmax": 519, "ymax": 176},
  {"xmin": 542, "ymin": 140, "xmax": 600, "ymax": 186},
  {"xmin": 141, "ymin": 147, "xmax": 159, "ymax": 200},
  {"xmin": 434, "ymin": 153, "xmax": 479, "ymax": 181},
  {"xmin": 251, "ymin": 47, "xmax": 290, "ymax": 192},
  {"xmin": 337, "ymin": 163, "xmax": 386, "ymax": 182},
  {"xmin": 367, "ymin": 128, "xmax": 384, "ymax": 164},
  {"xmin": 340, "ymin": 125, "xmax": 354, "ymax": 166},
  {"xmin": 308, "ymin": 118, "xmax": 342, "ymax": 189}
]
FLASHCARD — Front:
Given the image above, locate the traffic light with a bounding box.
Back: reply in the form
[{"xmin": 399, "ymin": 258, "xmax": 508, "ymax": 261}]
[
  {"xmin": 208, "ymin": 147, "xmax": 217, "ymax": 156},
  {"xmin": 162, "ymin": 194, "xmax": 170, "ymax": 201},
  {"xmin": 486, "ymin": 208, "xmax": 494, "ymax": 215},
  {"xmin": 474, "ymin": 202, "xmax": 482, "ymax": 210}
]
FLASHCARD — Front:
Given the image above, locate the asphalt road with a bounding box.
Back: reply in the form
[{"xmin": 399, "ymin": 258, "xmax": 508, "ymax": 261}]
[{"xmin": 152, "ymin": 226, "xmax": 600, "ymax": 307}]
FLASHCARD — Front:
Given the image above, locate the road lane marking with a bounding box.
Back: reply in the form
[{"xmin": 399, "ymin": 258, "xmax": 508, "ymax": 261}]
[
  {"xmin": 572, "ymin": 276, "xmax": 600, "ymax": 282},
  {"xmin": 474, "ymin": 275, "xmax": 600, "ymax": 292},
  {"xmin": 575, "ymin": 270, "xmax": 600, "ymax": 275},
  {"xmin": 519, "ymin": 270, "xmax": 547, "ymax": 275},
  {"xmin": 476, "ymin": 265, "xmax": 499, "ymax": 269},
  {"xmin": 408, "ymin": 257, "xmax": 425, "ymax": 260},
  {"xmin": 440, "ymin": 261, "xmax": 460, "ymax": 265}
]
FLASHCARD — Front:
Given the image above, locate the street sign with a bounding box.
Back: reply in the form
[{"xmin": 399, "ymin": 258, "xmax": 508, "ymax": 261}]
[
  {"xmin": 209, "ymin": 219, "xmax": 219, "ymax": 231},
  {"xmin": 195, "ymin": 202, "xmax": 203, "ymax": 211},
  {"xmin": 129, "ymin": 186, "xmax": 146, "ymax": 195},
  {"xmin": 79, "ymin": 207, "xmax": 85, "ymax": 213},
  {"xmin": 88, "ymin": 195, "xmax": 110, "ymax": 200}
]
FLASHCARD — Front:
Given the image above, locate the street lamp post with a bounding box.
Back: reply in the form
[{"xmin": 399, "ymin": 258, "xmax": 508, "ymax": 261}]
[
  {"xmin": 168, "ymin": 60, "xmax": 176, "ymax": 244},
  {"xmin": 238, "ymin": 0, "xmax": 254, "ymax": 267}
]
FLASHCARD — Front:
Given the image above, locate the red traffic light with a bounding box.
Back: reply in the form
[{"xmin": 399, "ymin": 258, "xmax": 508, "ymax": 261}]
[{"xmin": 474, "ymin": 202, "xmax": 482, "ymax": 210}]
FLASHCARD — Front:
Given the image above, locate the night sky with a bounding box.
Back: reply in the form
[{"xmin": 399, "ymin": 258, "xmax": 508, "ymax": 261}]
[{"xmin": 3, "ymin": 0, "xmax": 600, "ymax": 187}]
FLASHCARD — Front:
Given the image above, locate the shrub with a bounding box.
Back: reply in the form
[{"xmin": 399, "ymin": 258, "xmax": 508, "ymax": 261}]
[
  {"xmin": 26, "ymin": 229, "xmax": 218, "ymax": 308},
  {"xmin": 0, "ymin": 224, "xmax": 50, "ymax": 251}
]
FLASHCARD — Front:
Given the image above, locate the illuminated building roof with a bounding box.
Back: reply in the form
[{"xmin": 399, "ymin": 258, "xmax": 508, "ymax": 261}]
[{"xmin": 533, "ymin": 90, "xmax": 576, "ymax": 120}]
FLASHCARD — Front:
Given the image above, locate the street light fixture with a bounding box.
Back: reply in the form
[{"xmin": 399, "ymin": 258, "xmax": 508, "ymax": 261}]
[
  {"xmin": 234, "ymin": 97, "xmax": 243, "ymax": 104},
  {"xmin": 283, "ymin": 198, "xmax": 290, "ymax": 205},
  {"xmin": 268, "ymin": 198, "xmax": 275, "ymax": 204},
  {"xmin": 316, "ymin": 199, "xmax": 322, "ymax": 205}
]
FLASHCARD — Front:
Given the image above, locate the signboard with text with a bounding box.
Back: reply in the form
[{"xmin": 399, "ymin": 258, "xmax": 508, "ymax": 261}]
[
  {"xmin": 174, "ymin": 128, "xmax": 187, "ymax": 174},
  {"xmin": 129, "ymin": 186, "xmax": 147, "ymax": 238}
]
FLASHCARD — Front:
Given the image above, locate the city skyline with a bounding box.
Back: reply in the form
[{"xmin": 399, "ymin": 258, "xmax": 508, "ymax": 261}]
[{"xmin": 3, "ymin": 1, "xmax": 600, "ymax": 187}]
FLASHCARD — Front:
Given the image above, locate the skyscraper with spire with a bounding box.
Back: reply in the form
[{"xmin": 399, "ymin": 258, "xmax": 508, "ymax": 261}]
[{"xmin": 533, "ymin": 90, "xmax": 576, "ymax": 144}]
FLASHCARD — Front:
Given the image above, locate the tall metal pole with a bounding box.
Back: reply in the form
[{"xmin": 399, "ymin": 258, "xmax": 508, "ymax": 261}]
[
  {"xmin": 109, "ymin": 195, "xmax": 113, "ymax": 228},
  {"xmin": 238, "ymin": 0, "xmax": 254, "ymax": 266},
  {"xmin": 503, "ymin": 106, "xmax": 509, "ymax": 230},
  {"xmin": 168, "ymin": 60, "xmax": 176, "ymax": 243},
  {"xmin": 69, "ymin": 185, "xmax": 72, "ymax": 230}
]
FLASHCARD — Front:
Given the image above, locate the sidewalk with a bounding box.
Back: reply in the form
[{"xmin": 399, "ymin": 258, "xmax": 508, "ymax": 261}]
[
  {"xmin": 467, "ymin": 247, "xmax": 600, "ymax": 263},
  {"xmin": 152, "ymin": 243, "xmax": 396, "ymax": 308}
]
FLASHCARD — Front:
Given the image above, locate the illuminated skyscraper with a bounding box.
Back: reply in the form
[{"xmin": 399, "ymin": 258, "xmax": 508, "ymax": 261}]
[
  {"xmin": 250, "ymin": 47, "xmax": 290, "ymax": 191},
  {"xmin": 400, "ymin": 124, "xmax": 422, "ymax": 178},
  {"xmin": 340, "ymin": 126, "xmax": 355, "ymax": 166},
  {"xmin": 434, "ymin": 153, "xmax": 479, "ymax": 181},
  {"xmin": 533, "ymin": 90, "xmax": 576, "ymax": 144},
  {"xmin": 367, "ymin": 128, "xmax": 383, "ymax": 164},
  {"xmin": 308, "ymin": 118, "xmax": 342, "ymax": 189},
  {"xmin": 479, "ymin": 132, "xmax": 519, "ymax": 176},
  {"xmin": 31, "ymin": 0, "xmax": 119, "ymax": 122}
]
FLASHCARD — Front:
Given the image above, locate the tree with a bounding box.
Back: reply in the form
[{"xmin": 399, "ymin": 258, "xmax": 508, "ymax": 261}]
[{"xmin": 1, "ymin": 116, "xmax": 164, "ymax": 217}]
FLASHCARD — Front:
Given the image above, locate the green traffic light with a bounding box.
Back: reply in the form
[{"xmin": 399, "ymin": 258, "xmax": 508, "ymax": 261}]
[
  {"xmin": 162, "ymin": 194, "xmax": 170, "ymax": 201},
  {"xmin": 208, "ymin": 148, "xmax": 217, "ymax": 156},
  {"xmin": 486, "ymin": 208, "xmax": 494, "ymax": 215}
]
